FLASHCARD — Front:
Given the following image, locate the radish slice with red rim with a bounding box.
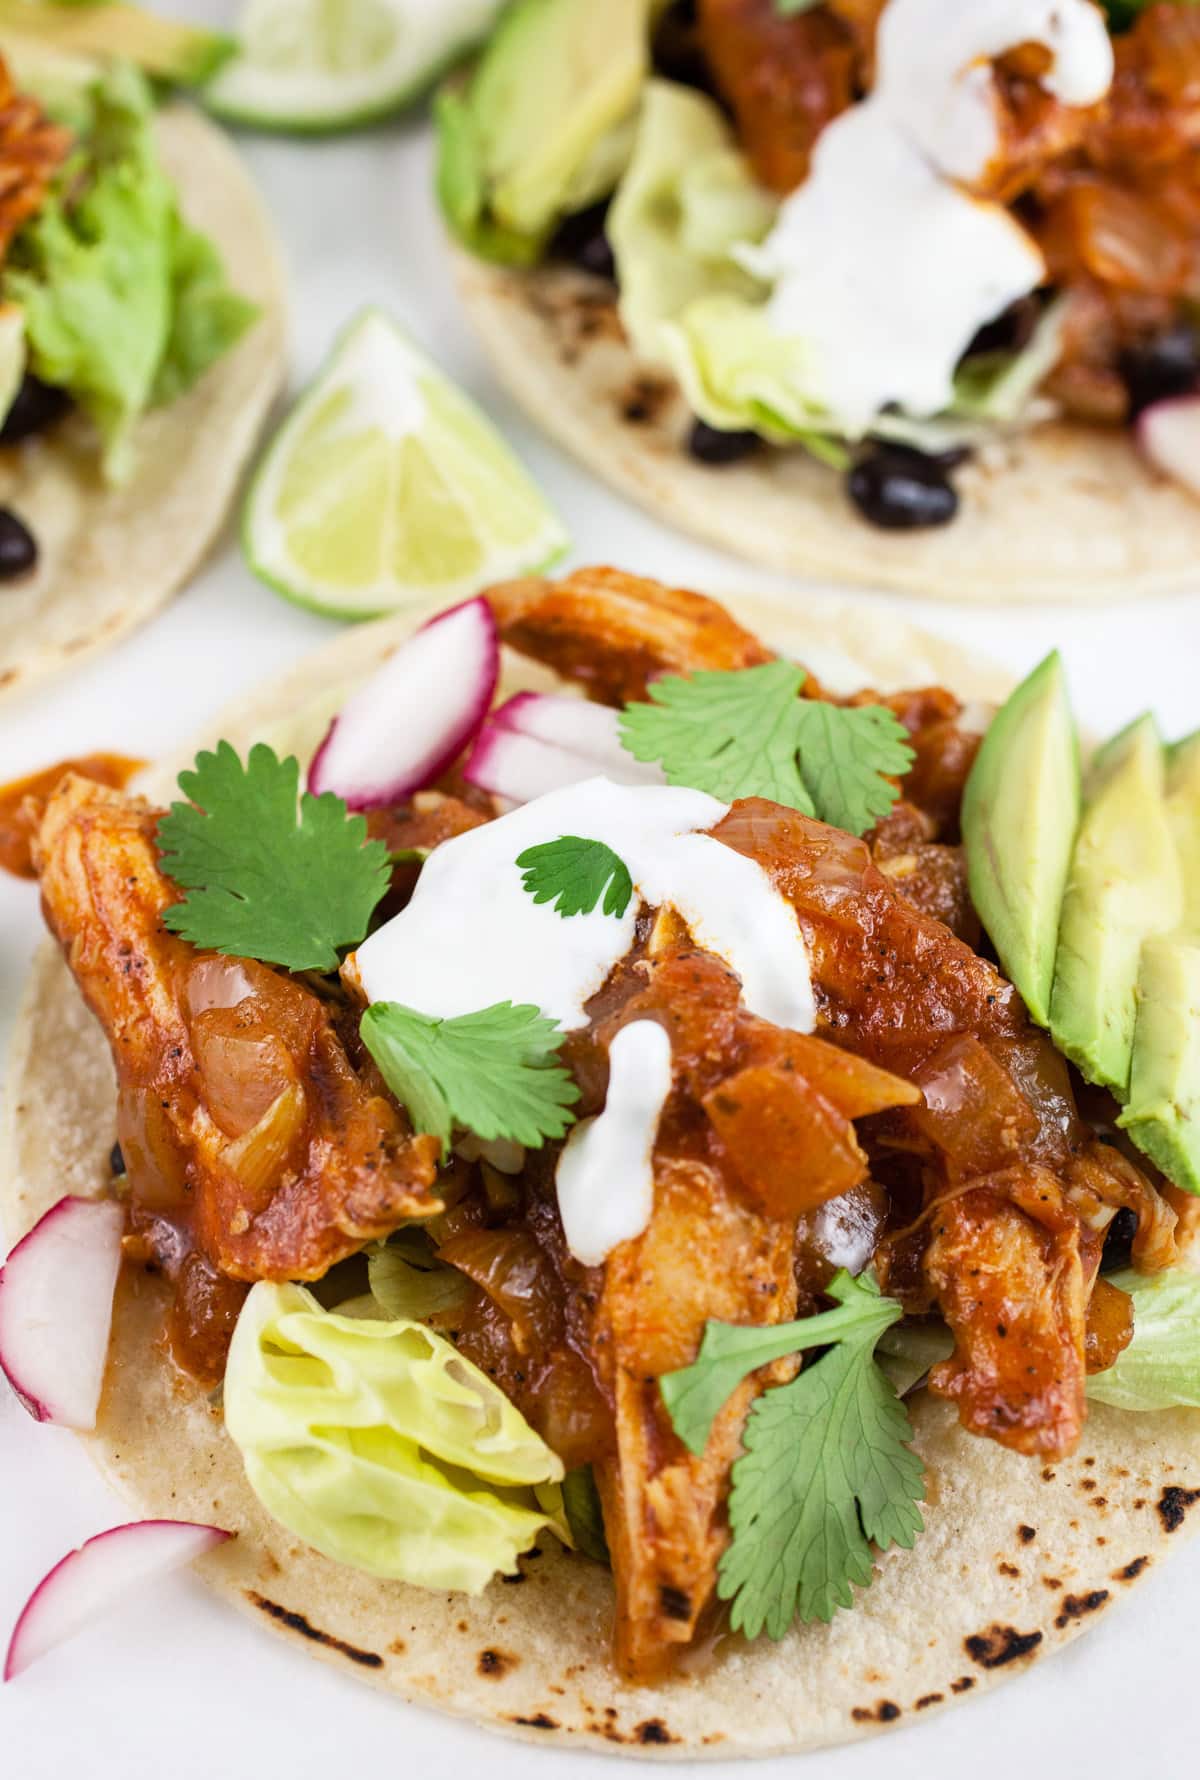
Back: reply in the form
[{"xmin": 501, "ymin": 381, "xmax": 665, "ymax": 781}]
[
  {"xmin": 308, "ymin": 596, "xmax": 500, "ymax": 810},
  {"xmin": 0, "ymin": 1196, "xmax": 123, "ymax": 1431},
  {"xmin": 463, "ymin": 725, "xmax": 606, "ymax": 804},
  {"xmin": 1137, "ymin": 395, "xmax": 1200, "ymax": 497},
  {"xmin": 4, "ymin": 1521, "xmax": 231, "ymax": 1681},
  {"xmin": 492, "ymin": 692, "xmax": 662, "ymax": 782}
]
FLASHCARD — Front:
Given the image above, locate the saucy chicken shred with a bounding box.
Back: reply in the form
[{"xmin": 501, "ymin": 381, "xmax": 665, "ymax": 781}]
[{"xmin": 33, "ymin": 567, "xmax": 1184, "ymax": 1680}]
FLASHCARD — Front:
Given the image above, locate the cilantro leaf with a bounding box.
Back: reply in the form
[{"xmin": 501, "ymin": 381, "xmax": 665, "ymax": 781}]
[
  {"xmin": 360, "ymin": 999, "xmax": 580, "ymax": 1153},
  {"xmin": 157, "ymin": 742, "xmax": 390, "ymax": 972},
  {"xmin": 619, "ymin": 666, "xmax": 915, "ymax": 836},
  {"xmin": 621, "ymin": 662, "xmax": 816, "ymax": 812},
  {"xmin": 789, "ymin": 701, "xmax": 916, "ymax": 835},
  {"xmin": 517, "ymin": 835, "xmax": 634, "ymax": 918},
  {"xmin": 660, "ymin": 1272, "xmax": 924, "ymax": 1638}
]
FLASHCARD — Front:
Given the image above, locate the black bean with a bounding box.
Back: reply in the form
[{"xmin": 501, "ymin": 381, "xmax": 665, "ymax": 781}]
[
  {"xmin": 1100, "ymin": 1207, "xmax": 1137, "ymax": 1273},
  {"xmin": 1120, "ymin": 324, "xmax": 1200, "ymax": 419},
  {"xmin": 0, "ymin": 374, "xmax": 71, "ymax": 444},
  {"xmin": 963, "ymin": 296, "xmax": 1041, "ymax": 361},
  {"xmin": 0, "ymin": 508, "xmax": 36, "ymax": 579},
  {"xmin": 552, "ymin": 202, "xmax": 616, "ymax": 283},
  {"xmin": 109, "ymin": 1142, "xmax": 126, "ymax": 1178},
  {"xmin": 847, "ymin": 446, "xmax": 960, "ymax": 530},
  {"xmin": 686, "ymin": 419, "xmax": 761, "ymax": 465}
]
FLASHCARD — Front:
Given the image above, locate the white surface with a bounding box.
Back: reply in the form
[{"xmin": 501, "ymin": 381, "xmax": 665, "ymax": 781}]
[{"xmin": 3, "ymin": 4, "xmax": 1200, "ymax": 1771}]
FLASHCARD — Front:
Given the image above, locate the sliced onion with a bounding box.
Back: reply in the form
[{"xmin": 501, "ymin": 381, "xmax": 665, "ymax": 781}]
[
  {"xmin": 0, "ymin": 1197, "xmax": 123, "ymax": 1431},
  {"xmin": 1137, "ymin": 394, "xmax": 1200, "ymax": 497},
  {"xmin": 308, "ymin": 596, "xmax": 500, "ymax": 810},
  {"xmin": 4, "ymin": 1521, "xmax": 231, "ymax": 1681}
]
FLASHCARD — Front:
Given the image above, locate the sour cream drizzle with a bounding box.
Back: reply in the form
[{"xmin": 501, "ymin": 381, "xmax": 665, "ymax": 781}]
[
  {"xmin": 740, "ymin": 0, "xmax": 1114, "ymax": 434},
  {"xmin": 555, "ymin": 1020, "xmax": 674, "ymax": 1267},
  {"xmin": 355, "ymin": 776, "xmax": 816, "ymax": 1034}
]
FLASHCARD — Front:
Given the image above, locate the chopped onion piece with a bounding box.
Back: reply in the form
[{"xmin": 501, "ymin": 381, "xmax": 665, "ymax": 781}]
[
  {"xmin": 4, "ymin": 1521, "xmax": 231, "ymax": 1681},
  {"xmin": 0, "ymin": 1196, "xmax": 123, "ymax": 1431},
  {"xmin": 309, "ymin": 596, "xmax": 499, "ymax": 809}
]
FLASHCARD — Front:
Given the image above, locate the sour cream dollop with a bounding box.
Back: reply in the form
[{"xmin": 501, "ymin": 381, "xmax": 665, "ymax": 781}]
[
  {"xmin": 555, "ymin": 1020, "xmax": 674, "ymax": 1267},
  {"xmin": 354, "ymin": 776, "xmax": 815, "ymax": 1034},
  {"xmin": 739, "ymin": 0, "xmax": 1114, "ymax": 434}
]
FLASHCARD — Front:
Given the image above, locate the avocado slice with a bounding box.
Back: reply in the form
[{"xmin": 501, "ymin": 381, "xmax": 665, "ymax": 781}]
[
  {"xmin": 1049, "ymin": 714, "xmax": 1182, "ymax": 1095},
  {"xmin": 436, "ymin": 0, "xmax": 653, "ymax": 259},
  {"xmin": 1118, "ymin": 939, "xmax": 1200, "ymax": 1196},
  {"xmin": 1167, "ymin": 728, "xmax": 1200, "ymax": 936},
  {"xmin": 961, "ymin": 651, "xmax": 1079, "ymax": 1028},
  {"xmin": 0, "ymin": 2, "xmax": 234, "ymax": 86}
]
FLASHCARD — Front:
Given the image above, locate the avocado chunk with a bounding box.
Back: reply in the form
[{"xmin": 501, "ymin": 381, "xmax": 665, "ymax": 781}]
[
  {"xmin": 435, "ymin": 0, "xmax": 652, "ymax": 262},
  {"xmin": 961, "ymin": 651, "xmax": 1079, "ymax": 1028},
  {"xmin": 1167, "ymin": 728, "xmax": 1200, "ymax": 935},
  {"xmin": 1049, "ymin": 714, "xmax": 1182, "ymax": 1095},
  {"xmin": 1118, "ymin": 939, "xmax": 1200, "ymax": 1196},
  {"xmin": 0, "ymin": 1, "xmax": 234, "ymax": 86}
]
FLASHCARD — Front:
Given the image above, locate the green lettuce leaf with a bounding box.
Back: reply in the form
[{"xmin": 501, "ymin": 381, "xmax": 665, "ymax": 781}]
[
  {"xmin": 224, "ymin": 1282, "xmax": 567, "ymax": 1593},
  {"xmin": 2, "ymin": 61, "xmax": 255, "ymax": 479},
  {"xmin": 608, "ymin": 79, "xmax": 775, "ymax": 365},
  {"xmin": 366, "ymin": 1229, "xmax": 471, "ymax": 1321},
  {"xmin": 1086, "ymin": 1268, "xmax": 1200, "ymax": 1412}
]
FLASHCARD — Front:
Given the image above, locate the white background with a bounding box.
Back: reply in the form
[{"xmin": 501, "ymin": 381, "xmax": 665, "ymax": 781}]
[{"xmin": 2, "ymin": 4, "xmax": 1200, "ymax": 1773}]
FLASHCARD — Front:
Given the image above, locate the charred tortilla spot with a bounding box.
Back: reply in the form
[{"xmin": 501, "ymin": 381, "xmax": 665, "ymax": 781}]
[
  {"xmin": 619, "ymin": 375, "xmax": 671, "ymax": 427},
  {"xmin": 1114, "ymin": 1556, "xmax": 1150, "ymax": 1581},
  {"xmin": 1054, "ymin": 1589, "xmax": 1110, "ymax": 1629},
  {"xmin": 477, "ymin": 1647, "xmax": 517, "ymax": 1679},
  {"xmin": 511, "ymin": 1713, "xmax": 557, "ymax": 1731},
  {"xmin": 1157, "ymin": 1486, "xmax": 1200, "ymax": 1533},
  {"xmin": 246, "ymin": 1592, "xmax": 383, "ymax": 1668},
  {"xmin": 388, "ymin": 1638, "xmax": 406, "ymax": 1655},
  {"xmin": 852, "ymin": 1701, "xmax": 902, "ymax": 1724},
  {"xmin": 964, "ymin": 1624, "xmax": 1044, "ymax": 1668},
  {"xmin": 998, "ymin": 1561, "xmax": 1020, "ymax": 1578},
  {"xmin": 950, "ymin": 1676, "xmax": 975, "ymax": 1694},
  {"xmin": 1018, "ymin": 1524, "xmax": 1037, "ymax": 1544},
  {"xmin": 635, "ymin": 1719, "xmax": 675, "ymax": 1745},
  {"xmin": 915, "ymin": 1693, "xmax": 943, "ymax": 1710}
]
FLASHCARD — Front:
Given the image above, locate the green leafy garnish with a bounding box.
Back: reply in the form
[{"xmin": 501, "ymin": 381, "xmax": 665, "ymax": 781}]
[
  {"xmin": 619, "ymin": 664, "xmax": 914, "ymax": 836},
  {"xmin": 661, "ymin": 1272, "xmax": 924, "ymax": 1638},
  {"xmin": 517, "ymin": 835, "xmax": 633, "ymax": 918},
  {"xmin": 1086, "ymin": 1268, "xmax": 1200, "ymax": 1413},
  {"xmin": 360, "ymin": 1000, "xmax": 580, "ymax": 1153},
  {"xmin": 157, "ymin": 742, "xmax": 390, "ymax": 971},
  {"xmin": 561, "ymin": 1466, "xmax": 610, "ymax": 1565}
]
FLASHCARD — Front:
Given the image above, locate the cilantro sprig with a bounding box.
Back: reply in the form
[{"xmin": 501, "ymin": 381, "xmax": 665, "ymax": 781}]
[
  {"xmin": 360, "ymin": 999, "xmax": 580, "ymax": 1152},
  {"xmin": 157, "ymin": 743, "xmax": 390, "ymax": 971},
  {"xmin": 661, "ymin": 1272, "xmax": 925, "ymax": 1638},
  {"xmin": 619, "ymin": 664, "xmax": 914, "ymax": 837},
  {"xmin": 517, "ymin": 835, "xmax": 633, "ymax": 918}
]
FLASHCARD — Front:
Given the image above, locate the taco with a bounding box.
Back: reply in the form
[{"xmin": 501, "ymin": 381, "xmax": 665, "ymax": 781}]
[
  {"xmin": 2, "ymin": 568, "xmax": 1199, "ymax": 1754},
  {"xmin": 438, "ymin": 0, "xmax": 1200, "ymax": 603},
  {"xmin": 0, "ymin": 45, "xmax": 285, "ymax": 703}
]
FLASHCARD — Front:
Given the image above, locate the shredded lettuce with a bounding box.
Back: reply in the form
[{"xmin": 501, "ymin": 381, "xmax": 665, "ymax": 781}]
[
  {"xmin": 608, "ymin": 80, "xmax": 775, "ymax": 366},
  {"xmin": 1086, "ymin": 1268, "xmax": 1200, "ymax": 1413},
  {"xmin": 2, "ymin": 61, "xmax": 256, "ymax": 480},
  {"xmin": 223, "ymin": 1282, "xmax": 567, "ymax": 1593},
  {"xmin": 366, "ymin": 1228, "xmax": 470, "ymax": 1321}
]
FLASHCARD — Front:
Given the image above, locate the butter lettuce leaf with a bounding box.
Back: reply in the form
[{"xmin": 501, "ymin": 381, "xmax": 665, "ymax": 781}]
[
  {"xmin": 224, "ymin": 1282, "xmax": 567, "ymax": 1593},
  {"xmin": 608, "ymin": 80, "xmax": 775, "ymax": 365},
  {"xmin": 2, "ymin": 61, "xmax": 255, "ymax": 479},
  {"xmin": 1086, "ymin": 1268, "xmax": 1200, "ymax": 1412}
]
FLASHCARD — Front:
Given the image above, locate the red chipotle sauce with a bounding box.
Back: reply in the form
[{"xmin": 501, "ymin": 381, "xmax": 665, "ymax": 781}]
[{"xmin": 0, "ymin": 754, "xmax": 144, "ymax": 878}]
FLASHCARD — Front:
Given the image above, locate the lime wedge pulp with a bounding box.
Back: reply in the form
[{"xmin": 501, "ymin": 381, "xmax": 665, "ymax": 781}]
[
  {"xmin": 243, "ymin": 309, "xmax": 569, "ymax": 618},
  {"xmin": 204, "ymin": 0, "xmax": 506, "ymax": 132}
]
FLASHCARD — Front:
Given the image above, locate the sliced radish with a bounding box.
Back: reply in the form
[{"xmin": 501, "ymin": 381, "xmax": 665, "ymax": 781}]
[
  {"xmin": 491, "ymin": 692, "xmax": 647, "ymax": 777},
  {"xmin": 1137, "ymin": 394, "xmax": 1200, "ymax": 498},
  {"xmin": 308, "ymin": 596, "xmax": 500, "ymax": 810},
  {"xmin": 463, "ymin": 725, "xmax": 617, "ymax": 804},
  {"xmin": 4, "ymin": 1521, "xmax": 231, "ymax": 1681},
  {"xmin": 0, "ymin": 1196, "xmax": 123, "ymax": 1431}
]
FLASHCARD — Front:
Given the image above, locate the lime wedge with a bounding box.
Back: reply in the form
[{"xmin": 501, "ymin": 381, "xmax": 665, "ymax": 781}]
[
  {"xmin": 243, "ymin": 309, "xmax": 569, "ymax": 618},
  {"xmin": 204, "ymin": 0, "xmax": 505, "ymax": 133}
]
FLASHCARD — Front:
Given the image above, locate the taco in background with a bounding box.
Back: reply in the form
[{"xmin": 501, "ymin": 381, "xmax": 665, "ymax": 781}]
[
  {"xmin": 439, "ymin": 0, "xmax": 1200, "ymax": 603},
  {"xmin": 2, "ymin": 567, "xmax": 1199, "ymax": 1752},
  {"xmin": 0, "ymin": 43, "xmax": 285, "ymax": 703}
]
